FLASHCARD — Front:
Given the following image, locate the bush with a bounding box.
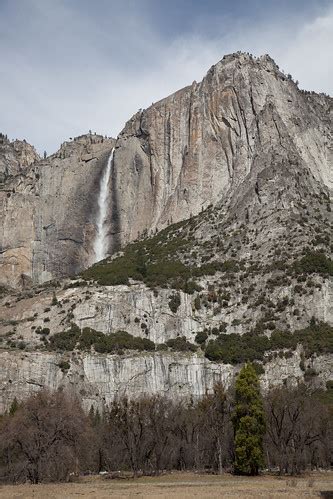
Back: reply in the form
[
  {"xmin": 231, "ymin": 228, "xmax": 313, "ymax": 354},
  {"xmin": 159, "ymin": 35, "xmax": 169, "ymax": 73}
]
[
  {"xmin": 326, "ymin": 380, "xmax": 333, "ymax": 390},
  {"xmin": 195, "ymin": 331, "xmax": 208, "ymax": 345},
  {"xmin": 295, "ymin": 251, "xmax": 333, "ymax": 276},
  {"xmin": 252, "ymin": 362, "xmax": 265, "ymax": 375},
  {"xmin": 166, "ymin": 336, "xmax": 197, "ymax": 352},
  {"xmin": 304, "ymin": 367, "xmax": 317, "ymax": 380},
  {"xmin": 194, "ymin": 295, "xmax": 201, "ymax": 310},
  {"xmin": 156, "ymin": 343, "xmax": 168, "ymax": 351},
  {"xmin": 168, "ymin": 293, "xmax": 181, "ymax": 313},
  {"xmin": 57, "ymin": 360, "xmax": 70, "ymax": 372},
  {"xmin": 78, "ymin": 328, "xmax": 156, "ymax": 354},
  {"xmin": 205, "ymin": 322, "xmax": 333, "ymax": 365},
  {"xmin": 49, "ymin": 324, "xmax": 80, "ymax": 351},
  {"xmin": 205, "ymin": 333, "xmax": 270, "ymax": 364}
]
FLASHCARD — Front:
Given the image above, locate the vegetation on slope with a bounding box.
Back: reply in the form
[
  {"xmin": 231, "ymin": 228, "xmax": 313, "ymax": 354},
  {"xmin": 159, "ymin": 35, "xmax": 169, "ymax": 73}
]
[
  {"xmin": 49, "ymin": 325, "xmax": 156, "ymax": 354},
  {"xmin": 80, "ymin": 199, "xmax": 332, "ymax": 296},
  {"xmin": 204, "ymin": 321, "xmax": 333, "ymax": 363},
  {"xmin": 45, "ymin": 321, "xmax": 333, "ymax": 366},
  {"xmin": 81, "ymin": 218, "xmax": 242, "ymax": 292}
]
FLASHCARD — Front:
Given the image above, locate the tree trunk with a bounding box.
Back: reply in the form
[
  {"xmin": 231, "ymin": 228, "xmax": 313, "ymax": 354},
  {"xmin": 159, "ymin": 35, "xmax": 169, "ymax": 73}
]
[{"xmin": 217, "ymin": 437, "xmax": 223, "ymax": 475}]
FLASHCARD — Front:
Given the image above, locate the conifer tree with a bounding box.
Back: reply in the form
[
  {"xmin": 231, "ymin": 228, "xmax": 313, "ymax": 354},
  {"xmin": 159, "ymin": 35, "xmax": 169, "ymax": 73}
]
[
  {"xmin": 232, "ymin": 363, "xmax": 265, "ymax": 475},
  {"xmin": 9, "ymin": 397, "xmax": 19, "ymax": 416}
]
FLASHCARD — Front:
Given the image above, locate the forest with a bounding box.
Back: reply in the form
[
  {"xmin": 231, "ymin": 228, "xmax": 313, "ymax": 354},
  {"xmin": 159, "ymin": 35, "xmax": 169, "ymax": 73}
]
[{"xmin": 0, "ymin": 365, "xmax": 332, "ymax": 484}]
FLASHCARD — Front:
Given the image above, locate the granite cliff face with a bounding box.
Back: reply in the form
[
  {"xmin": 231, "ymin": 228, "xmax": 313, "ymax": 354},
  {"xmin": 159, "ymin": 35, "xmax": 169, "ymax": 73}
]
[
  {"xmin": 111, "ymin": 53, "xmax": 332, "ymax": 245},
  {"xmin": 0, "ymin": 134, "xmax": 115, "ymax": 288},
  {"xmin": 1, "ymin": 348, "xmax": 331, "ymax": 413},
  {"xmin": 0, "ymin": 52, "xmax": 332, "ymax": 409},
  {"xmin": 1, "ymin": 53, "xmax": 332, "ymax": 288},
  {"xmin": 0, "ymin": 134, "xmax": 40, "ymax": 181}
]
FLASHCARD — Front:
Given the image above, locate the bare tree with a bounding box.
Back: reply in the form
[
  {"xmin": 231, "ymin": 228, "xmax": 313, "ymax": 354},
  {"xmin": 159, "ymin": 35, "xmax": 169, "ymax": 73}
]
[
  {"xmin": 264, "ymin": 385, "xmax": 332, "ymax": 474},
  {"xmin": 197, "ymin": 383, "xmax": 232, "ymax": 474},
  {"xmin": 0, "ymin": 390, "xmax": 89, "ymax": 483}
]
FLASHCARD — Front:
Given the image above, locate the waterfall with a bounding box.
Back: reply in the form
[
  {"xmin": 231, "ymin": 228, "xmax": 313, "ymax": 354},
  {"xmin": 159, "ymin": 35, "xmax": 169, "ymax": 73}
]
[{"xmin": 93, "ymin": 147, "xmax": 114, "ymax": 263}]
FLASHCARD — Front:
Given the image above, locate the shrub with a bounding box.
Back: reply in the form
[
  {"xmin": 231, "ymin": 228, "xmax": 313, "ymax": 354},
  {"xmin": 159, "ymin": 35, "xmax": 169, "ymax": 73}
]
[
  {"xmin": 51, "ymin": 293, "xmax": 58, "ymax": 306},
  {"xmin": 166, "ymin": 336, "xmax": 197, "ymax": 352},
  {"xmin": 58, "ymin": 360, "xmax": 70, "ymax": 372},
  {"xmin": 252, "ymin": 362, "xmax": 265, "ymax": 375},
  {"xmin": 326, "ymin": 380, "xmax": 333, "ymax": 390},
  {"xmin": 80, "ymin": 218, "xmax": 239, "ymax": 293},
  {"xmin": 168, "ymin": 293, "xmax": 181, "ymax": 313},
  {"xmin": 195, "ymin": 331, "xmax": 208, "ymax": 345},
  {"xmin": 205, "ymin": 333, "xmax": 270, "ymax": 364},
  {"xmin": 304, "ymin": 367, "xmax": 317, "ymax": 380},
  {"xmin": 156, "ymin": 343, "xmax": 168, "ymax": 351},
  {"xmin": 49, "ymin": 325, "xmax": 158, "ymax": 354},
  {"xmin": 205, "ymin": 322, "xmax": 333, "ymax": 365},
  {"xmin": 295, "ymin": 251, "xmax": 333, "ymax": 276},
  {"xmin": 49, "ymin": 324, "xmax": 81, "ymax": 351},
  {"xmin": 194, "ymin": 295, "xmax": 201, "ymax": 311}
]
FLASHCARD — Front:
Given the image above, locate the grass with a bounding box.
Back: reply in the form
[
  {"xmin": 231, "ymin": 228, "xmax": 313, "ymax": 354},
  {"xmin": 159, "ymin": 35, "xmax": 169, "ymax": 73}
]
[{"xmin": 0, "ymin": 471, "xmax": 331, "ymax": 498}]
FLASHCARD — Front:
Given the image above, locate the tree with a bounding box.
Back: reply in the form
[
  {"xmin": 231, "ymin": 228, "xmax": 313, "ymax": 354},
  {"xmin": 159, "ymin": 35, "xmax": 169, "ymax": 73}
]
[
  {"xmin": 232, "ymin": 363, "xmax": 265, "ymax": 475},
  {"xmin": 0, "ymin": 390, "xmax": 89, "ymax": 483},
  {"xmin": 264, "ymin": 385, "xmax": 332, "ymax": 474},
  {"xmin": 197, "ymin": 383, "xmax": 232, "ymax": 474},
  {"xmin": 9, "ymin": 397, "xmax": 19, "ymax": 416},
  {"xmin": 136, "ymin": 248, "xmax": 147, "ymax": 278},
  {"xmin": 105, "ymin": 397, "xmax": 150, "ymax": 477}
]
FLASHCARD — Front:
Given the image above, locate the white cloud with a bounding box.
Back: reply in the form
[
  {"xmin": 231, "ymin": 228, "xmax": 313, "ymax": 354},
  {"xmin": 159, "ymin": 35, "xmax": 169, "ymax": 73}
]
[{"xmin": 0, "ymin": 1, "xmax": 332, "ymax": 153}]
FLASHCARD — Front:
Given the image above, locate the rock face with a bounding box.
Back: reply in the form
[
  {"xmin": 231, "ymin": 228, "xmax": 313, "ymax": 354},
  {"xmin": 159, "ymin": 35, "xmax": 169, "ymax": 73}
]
[
  {"xmin": 0, "ymin": 272, "xmax": 331, "ymax": 410},
  {"xmin": 111, "ymin": 53, "xmax": 332, "ymax": 245},
  {"xmin": 1, "ymin": 53, "xmax": 332, "ymax": 288},
  {"xmin": 0, "ymin": 52, "xmax": 332, "ymax": 409},
  {"xmin": 1, "ymin": 348, "xmax": 331, "ymax": 413},
  {"xmin": 1, "ymin": 280, "xmax": 332, "ymax": 349},
  {"xmin": 0, "ymin": 134, "xmax": 40, "ymax": 182},
  {"xmin": 0, "ymin": 134, "xmax": 115, "ymax": 288}
]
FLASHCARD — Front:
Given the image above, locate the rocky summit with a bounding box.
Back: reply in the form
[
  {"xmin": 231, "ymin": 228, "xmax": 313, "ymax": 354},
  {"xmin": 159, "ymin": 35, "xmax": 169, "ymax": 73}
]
[{"xmin": 0, "ymin": 52, "xmax": 332, "ymax": 411}]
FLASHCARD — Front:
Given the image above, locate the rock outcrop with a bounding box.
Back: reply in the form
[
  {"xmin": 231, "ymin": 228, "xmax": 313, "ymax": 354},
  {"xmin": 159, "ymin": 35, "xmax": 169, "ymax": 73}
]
[
  {"xmin": 111, "ymin": 53, "xmax": 332, "ymax": 245},
  {"xmin": 0, "ymin": 134, "xmax": 115, "ymax": 288},
  {"xmin": 0, "ymin": 134, "xmax": 40, "ymax": 182},
  {"xmin": 1, "ymin": 347, "xmax": 331, "ymax": 413}
]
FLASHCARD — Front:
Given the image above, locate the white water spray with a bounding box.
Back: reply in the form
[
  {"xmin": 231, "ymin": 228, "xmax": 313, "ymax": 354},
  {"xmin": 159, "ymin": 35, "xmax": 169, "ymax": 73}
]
[{"xmin": 93, "ymin": 147, "xmax": 114, "ymax": 262}]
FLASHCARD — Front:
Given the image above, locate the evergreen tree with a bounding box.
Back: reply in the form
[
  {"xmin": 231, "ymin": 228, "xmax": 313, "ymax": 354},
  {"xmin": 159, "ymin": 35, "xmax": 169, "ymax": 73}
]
[
  {"xmin": 9, "ymin": 397, "xmax": 19, "ymax": 416},
  {"xmin": 136, "ymin": 248, "xmax": 147, "ymax": 278},
  {"xmin": 232, "ymin": 363, "xmax": 265, "ymax": 475}
]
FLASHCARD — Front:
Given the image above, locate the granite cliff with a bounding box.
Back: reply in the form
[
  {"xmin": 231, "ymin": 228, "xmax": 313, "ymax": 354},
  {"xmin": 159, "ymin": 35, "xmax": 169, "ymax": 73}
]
[
  {"xmin": 1, "ymin": 52, "xmax": 332, "ymax": 288},
  {"xmin": 0, "ymin": 52, "xmax": 332, "ymax": 409},
  {"xmin": 0, "ymin": 134, "xmax": 115, "ymax": 288}
]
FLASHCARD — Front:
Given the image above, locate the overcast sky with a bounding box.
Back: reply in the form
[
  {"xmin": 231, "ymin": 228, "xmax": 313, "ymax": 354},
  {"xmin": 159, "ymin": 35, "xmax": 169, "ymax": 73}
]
[{"xmin": 1, "ymin": 0, "xmax": 332, "ymax": 154}]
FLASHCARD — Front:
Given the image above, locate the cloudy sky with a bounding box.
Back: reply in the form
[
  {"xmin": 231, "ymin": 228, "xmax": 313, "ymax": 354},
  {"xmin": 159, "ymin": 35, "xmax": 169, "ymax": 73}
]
[{"xmin": 1, "ymin": 0, "xmax": 332, "ymax": 154}]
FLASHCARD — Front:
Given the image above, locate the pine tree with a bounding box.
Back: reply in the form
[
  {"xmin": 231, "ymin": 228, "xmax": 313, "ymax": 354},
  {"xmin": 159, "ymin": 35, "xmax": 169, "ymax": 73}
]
[
  {"xmin": 232, "ymin": 363, "xmax": 265, "ymax": 475},
  {"xmin": 9, "ymin": 397, "xmax": 19, "ymax": 416}
]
